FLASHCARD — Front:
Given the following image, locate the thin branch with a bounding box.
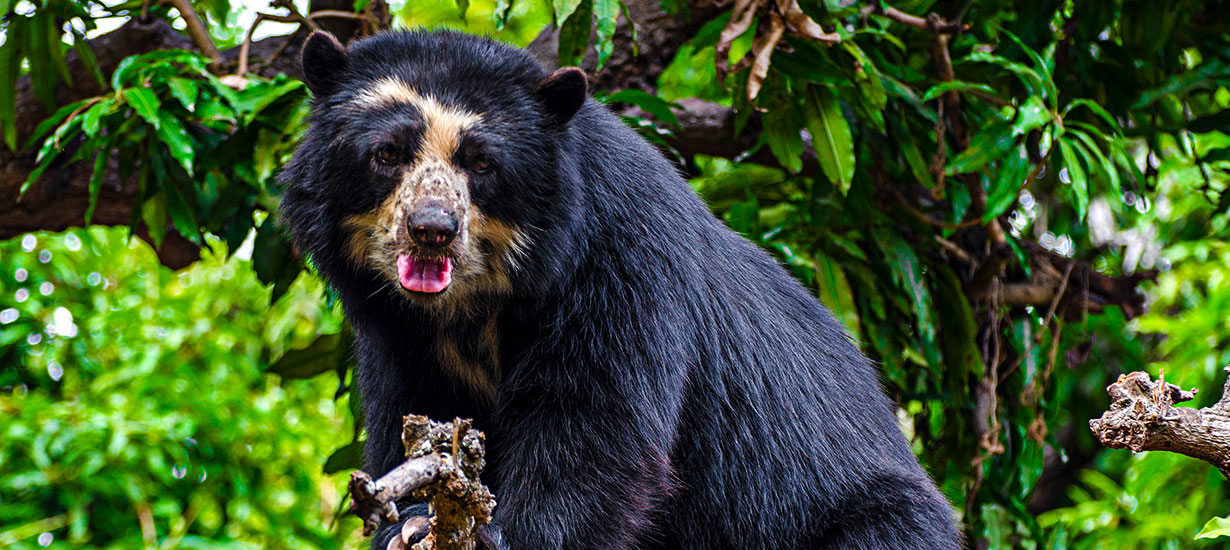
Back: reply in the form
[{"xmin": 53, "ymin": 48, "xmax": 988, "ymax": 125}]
[
  {"xmin": 934, "ymin": 236, "xmax": 973, "ymax": 264},
  {"xmin": 238, "ymin": 12, "xmax": 313, "ymax": 77},
  {"xmin": 1039, "ymin": 261, "xmax": 1075, "ymax": 335},
  {"xmin": 308, "ymin": 10, "xmax": 367, "ymax": 22},
  {"xmin": 866, "ymin": 3, "xmax": 967, "ymax": 34},
  {"xmin": 162, "ymin": 0, "xmax": 223, "ymax": 67},
  {"xmin": 349, "ymin": 454, "xmax": 443, "ymax": 536}
]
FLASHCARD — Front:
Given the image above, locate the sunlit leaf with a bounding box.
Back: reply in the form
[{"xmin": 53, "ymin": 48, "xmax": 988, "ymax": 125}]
[
  {"xmin": 593, "ymin": 0, "xmax": 620, "ymax": 69},
  {"xmin": 557, "ymin": 0, "xmax": 593, "ymax": 67},
  {"xmin": 553, "ymin": 0, "xmax": 584, "ymax": 25},
  {"xmin": 921, "ymin": 80, "xmax": 1000, "ymax": 103}
]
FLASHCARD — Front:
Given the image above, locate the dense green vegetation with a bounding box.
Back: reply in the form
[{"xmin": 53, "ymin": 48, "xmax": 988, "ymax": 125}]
[{"xmin": 1, "ymin": 0, "xmax": 1229, "ymax": 548}]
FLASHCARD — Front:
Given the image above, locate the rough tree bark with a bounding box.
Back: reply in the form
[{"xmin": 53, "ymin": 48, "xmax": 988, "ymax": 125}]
[
  {"xmin": 349, "ymin": 415, "xmax": 495, "ymax": 550},
  {"xmin": 1090, "ymin": 369, "xmax": 1230, "ymax": 479}
]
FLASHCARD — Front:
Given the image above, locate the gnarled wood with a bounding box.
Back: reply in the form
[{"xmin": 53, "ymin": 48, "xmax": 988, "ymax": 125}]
[{"xmin": 1090, "ymin": 369, "xmax": 1230, "ymax": 479}]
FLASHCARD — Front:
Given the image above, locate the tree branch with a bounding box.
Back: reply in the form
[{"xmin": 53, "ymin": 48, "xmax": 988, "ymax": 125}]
[
  {"xmin": 974, "ymin": 242, "xmax": 1153, "ymax": 320},
  {"xmin": 350, "ymin": 415, "xmax": 494, "ymax": 550},
  {"xmin": 1090, "ymin": 369, "xmax": 1230, "ymax": 479},
  {"xmin": 866, "ymin": 4, "xmax": 967, "ymax": 34},
  {"xmin": 162, "ymin": 0, "xmax": 224, "ymax": 66}
]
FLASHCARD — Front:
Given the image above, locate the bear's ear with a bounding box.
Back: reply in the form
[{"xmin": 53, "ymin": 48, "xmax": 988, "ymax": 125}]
[
  {"xmin": 301, "ymin": 32, "xmax": 350, "ymax": 97},
  {"xmin": 534, "ymin": 68, "xmax": 587, "ymax": 126}
]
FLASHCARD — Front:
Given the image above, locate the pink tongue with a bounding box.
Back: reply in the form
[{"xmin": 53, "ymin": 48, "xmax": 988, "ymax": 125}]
[{"xmin": 397, "ymin": 255, "xmax": 453, "ymax": 293}]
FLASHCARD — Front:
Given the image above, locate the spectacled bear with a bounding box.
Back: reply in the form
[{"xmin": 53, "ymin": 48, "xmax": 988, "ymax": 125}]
[{"xmin": 280, "ymin": 29, "xmax": 960, "ymax": 550}]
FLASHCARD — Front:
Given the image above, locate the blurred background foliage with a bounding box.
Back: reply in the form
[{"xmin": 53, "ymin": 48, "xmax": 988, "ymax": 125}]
[{"xmin": 1, "ymin": 0, "xmax": 1229, "ymax": 548}]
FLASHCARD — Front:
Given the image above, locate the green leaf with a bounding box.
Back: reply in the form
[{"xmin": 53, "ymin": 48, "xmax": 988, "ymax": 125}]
[
  {"xmin": 553, "ymin": 0, "xmax": 584, "ymax": 24},
  {"xmin": 124, "ymin": 85, "xmax": 194, "ymax": 175},
  {"xmin": 253, "ymin": 218, "xmax": 300, "ymax": 302},
  {"xmin": 85, "ymin": 148, "xmax": 110, "ymax": 224},
  {"xmin": 1012, "ymin": 95, "xmax": 1052, "ymax": 137},
  {"xmin": 155, "ymin": 110, "xmax": 196, "ymax": 175},
  {"xmin": 124, "ymin": 88, "xmax": 164, "ymax": 129},
  {"xmin": 492, "ymin": 0, "xmax": 514, "ymax": 30},
  {"xmin": 238, "ymin": 79, "xmax": 306, "ymax": 125},
  {"xmin": 142, "ymin": 194, "xmax": 169, "ymax": 250},
  {"xmin": 945, "ymin": 120, "xmax": 1015, "ymax": 175},
  {"xmin": 984, "ymin": 146, "xmax": 1029, "ymax": 222},
  {"xmin": 167, "ymin": 77, "xmax": 200, "ymax": 112},
  {"xmin": 762, "ymin": 99, "xmax": 803, "ymax": 174},
  {"xmin": 933, "ymin": 263, "xmax": 982, "ymax": 380},
  {"xmin": 27, "ymin": 13, "xmax": 58, "ymax": 109},
  {"xmin": 1066, "ymin": 126, "xmax": 1119, "ymax": 197},
  {"xmin": 898, "ymin": 125, "xmax": 934, "ymax": 188},
  {"xmin": 873, "ymin": 227, "xmax": 936, "ymax": 347},
  {"xmin": 1058, "ymin": 139, "xmax": 1088, "ymax": 220},
  {"xmin": 593, "ymin": 0, "xmax": 620, "ymax": 69},
  {"xmin": 456, "ymin": 0, "xmax": 470, "ymax": 19},
  {"xmin": 1000, "ymin": 29, "xmax": 1056, "ymax": 106},
  {"xmin": 813, "ymin": 252, "xmax": 859, "ymax": 338},
  {"xmin": 23, "ymin": 99, "xmax": 90, "ymax": 150},
  {"xmin": 557, "ymin": 0, "xmax": 593, "ymax": 67},
  {"xmin": 921, "ymin": 80, "xmax": 1000, "ymax": 103},
  {"xmin": 1106, "ymin": 139, "xmax": 1145, "ymax": 191},
  {"xmin": 604, "ymin": 89, "xmax": 679, "ymax": 126},
  {"xmin": 270, "ymin": 332, "xmax": 346, "ymax": 380},
  {"xmin": 619, "ymin": 0, "xmax": 637, "ymax": 55},
  {"xmin": 961, "ymin": 51, "xmax": 1044, "ymax": 96},
  {"xmin": 43, "ymin": 12, "xmax": 71, "ymax": 86},
  {"xmin": 1131, "ymin": 59, "xmax": 1227, "ymax": 109},
  {"xmin": 1196, "ymin": 516, "xmax": 1230, "ymax": 539},
  {"xmin": 323, "ymin": 441, "xmax": 363, "ymax": 474},
  {"xmin": 1062, "ymin": 98, "xmax": 1121, "ymax": 137},
  {"xmin": 803, "ymin": 86, "xmax": 855, "ymax": 194},
  {"xmin": 0, "ymin": 19, "xmax": 21, "ymax": 150},
  {"xmin": 80, "ymin": 100, "xmax": 111, "ymax": 136},
  {"xmin": 21, "ymin": 118, "xmax": 83, "ymax": 196},
  {"xmin": 162, "ymin": 178, "xmax": 202, "ymax": 244}
]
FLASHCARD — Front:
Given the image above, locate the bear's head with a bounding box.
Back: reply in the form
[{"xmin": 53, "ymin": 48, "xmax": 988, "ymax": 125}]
[{"xmin": 283, "ymin": 30, "xmax": 587, "ymax": 316}]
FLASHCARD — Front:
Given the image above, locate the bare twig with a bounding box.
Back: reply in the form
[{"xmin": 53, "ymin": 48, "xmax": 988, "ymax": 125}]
[
  {"xmin": 350, "ymin": 454, "xmax": 444, "ymax": 536},
  {"xmin": 934, "ymin": 236, "xmax": 973, "ymax": 264},
  {"xmin": 237, "ymin": 12, "xmax": 313, "ymax": 77},
  {"xmin": 162, "ymin": 0, "xmax": 223, "ymax": 67},
  {"xmin": 866, "ymin": 4, "xmax": 967, "ymax": 34},
  {"xmin": 308, "ymin": 9, "xmax": 367, "ymax": 21}
]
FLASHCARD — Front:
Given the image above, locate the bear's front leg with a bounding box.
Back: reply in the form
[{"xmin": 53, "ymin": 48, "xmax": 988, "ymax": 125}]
[{"xmin": 487, "ymin": 382, "xmax": 682, "ymax": 550}]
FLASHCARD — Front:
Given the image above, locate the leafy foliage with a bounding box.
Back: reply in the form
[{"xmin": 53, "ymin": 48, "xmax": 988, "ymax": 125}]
[{"xmin": 0, "ymin": 228, "xmax": 354, "ymax": 549}]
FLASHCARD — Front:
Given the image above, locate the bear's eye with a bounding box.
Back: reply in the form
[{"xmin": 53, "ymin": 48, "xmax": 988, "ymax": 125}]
[
  {"xmin": 373, "ymin": 145, "xmax": 400, "ymax": 166},
  {"xmin": 471, "ymin": 157, "xmax": 492, "ymax": 175}
]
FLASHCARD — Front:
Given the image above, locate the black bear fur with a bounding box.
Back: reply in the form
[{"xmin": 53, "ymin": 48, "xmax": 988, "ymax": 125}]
[{"xmin": 280, "ymin": 29, "xmax": 961, "ymax": 550}]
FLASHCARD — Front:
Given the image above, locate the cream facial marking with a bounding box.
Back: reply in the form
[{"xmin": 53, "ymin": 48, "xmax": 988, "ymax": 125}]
[
  {"xmin": 352, "ymin": 78, "xmax": 480, "ymax": 162},
  {"xmin": 435, "ymin": 333, "xmax": 498, "ymax": 404}
]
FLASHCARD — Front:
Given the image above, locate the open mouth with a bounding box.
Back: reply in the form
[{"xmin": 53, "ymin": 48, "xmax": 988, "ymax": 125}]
[{"xmin": 397, "ymin": 254, "xmax": 453, "ymax": 293}]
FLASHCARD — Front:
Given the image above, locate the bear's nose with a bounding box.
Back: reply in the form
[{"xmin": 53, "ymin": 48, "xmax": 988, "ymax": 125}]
[{"xmin": 407, "ymin": 207, "xmax": 459, "ymax": 249}]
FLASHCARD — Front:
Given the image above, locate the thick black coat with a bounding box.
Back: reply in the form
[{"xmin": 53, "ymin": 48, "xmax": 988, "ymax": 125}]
[{"xmin": 281, "ymin": 29, "xmax": 960, "ymax": 550}]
